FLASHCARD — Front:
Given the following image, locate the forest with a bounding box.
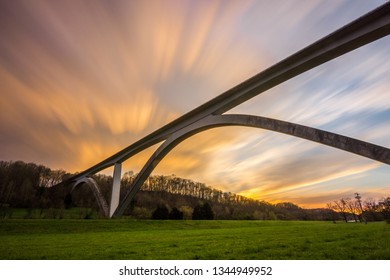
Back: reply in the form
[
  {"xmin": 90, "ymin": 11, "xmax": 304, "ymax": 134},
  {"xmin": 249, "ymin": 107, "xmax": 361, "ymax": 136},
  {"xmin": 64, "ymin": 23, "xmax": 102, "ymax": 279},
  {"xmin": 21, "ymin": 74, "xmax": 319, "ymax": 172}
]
[{"xmin": 0, "ymin": 160, "xmax": 389, "ymax": 221}]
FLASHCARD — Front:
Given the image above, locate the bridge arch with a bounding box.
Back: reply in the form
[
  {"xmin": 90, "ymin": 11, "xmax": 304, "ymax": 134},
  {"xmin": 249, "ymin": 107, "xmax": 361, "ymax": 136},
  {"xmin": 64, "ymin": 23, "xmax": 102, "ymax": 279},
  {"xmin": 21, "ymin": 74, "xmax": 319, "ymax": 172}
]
[
  {"xmin": 72, "ymin": 177, "xmax": 109, "ymax": 217},
  {"xmin": 113, "ymin": 114, "xmax": 390, "ymax": 216}
]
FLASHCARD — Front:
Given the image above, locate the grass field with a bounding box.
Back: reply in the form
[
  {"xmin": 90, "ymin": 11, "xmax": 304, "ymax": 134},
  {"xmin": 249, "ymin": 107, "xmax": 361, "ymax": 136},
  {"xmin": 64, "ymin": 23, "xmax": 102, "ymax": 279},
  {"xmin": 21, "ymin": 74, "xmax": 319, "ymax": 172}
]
[{"xmin": 0, "ymin": 219, "xmax": 389, "ymax": 260}]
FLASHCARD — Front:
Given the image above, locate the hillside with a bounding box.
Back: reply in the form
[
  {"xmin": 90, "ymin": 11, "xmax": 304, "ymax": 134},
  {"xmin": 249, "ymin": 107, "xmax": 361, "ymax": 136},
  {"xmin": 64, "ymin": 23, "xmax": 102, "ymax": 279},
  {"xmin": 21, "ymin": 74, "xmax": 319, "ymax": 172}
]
[{"xmin": 0, "ymin": 160, "xmax": 335, "ymax": 220}]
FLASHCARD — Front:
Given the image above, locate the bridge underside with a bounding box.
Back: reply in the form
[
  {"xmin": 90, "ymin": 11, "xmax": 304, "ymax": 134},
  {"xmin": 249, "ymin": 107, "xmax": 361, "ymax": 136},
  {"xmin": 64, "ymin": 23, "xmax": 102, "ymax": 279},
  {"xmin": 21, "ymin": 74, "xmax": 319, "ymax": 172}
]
[
  {"xmin": 113, "ymin": 114, "xmax": 390, "ymax": 217},
  {"xmin": 58, "ymin": 3, "xmax": 390, "ymax": 218}
]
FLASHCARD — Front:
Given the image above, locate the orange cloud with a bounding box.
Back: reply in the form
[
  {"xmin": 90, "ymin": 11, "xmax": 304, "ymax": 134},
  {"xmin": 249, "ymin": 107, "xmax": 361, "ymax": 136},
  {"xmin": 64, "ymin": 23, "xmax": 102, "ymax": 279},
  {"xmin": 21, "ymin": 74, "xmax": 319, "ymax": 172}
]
[{"xmin": 1, "ymin": 0, "xmax": 389, "ymax": 209}]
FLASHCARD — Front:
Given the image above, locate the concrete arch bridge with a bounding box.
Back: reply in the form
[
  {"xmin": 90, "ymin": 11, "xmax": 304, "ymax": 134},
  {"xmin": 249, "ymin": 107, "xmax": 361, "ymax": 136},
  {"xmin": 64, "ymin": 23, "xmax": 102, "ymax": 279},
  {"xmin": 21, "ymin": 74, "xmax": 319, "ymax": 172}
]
[{"xmin": 59, "ymin": 3, "xmax": 390, "ymax": 218}]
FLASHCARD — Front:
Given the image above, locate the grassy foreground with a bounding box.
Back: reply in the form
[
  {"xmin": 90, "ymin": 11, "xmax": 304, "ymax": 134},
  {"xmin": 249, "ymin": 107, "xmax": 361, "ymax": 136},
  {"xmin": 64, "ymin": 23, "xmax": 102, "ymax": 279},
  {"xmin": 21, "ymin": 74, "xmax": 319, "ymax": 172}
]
[{"xmin": 0, "ymin": 219, "xmax": 389, "ymax": 260}]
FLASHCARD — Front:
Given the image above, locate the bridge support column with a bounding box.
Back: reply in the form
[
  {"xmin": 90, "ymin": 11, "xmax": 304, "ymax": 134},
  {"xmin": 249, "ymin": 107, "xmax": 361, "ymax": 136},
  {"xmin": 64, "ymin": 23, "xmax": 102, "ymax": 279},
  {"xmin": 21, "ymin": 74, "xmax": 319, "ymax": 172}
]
[{"xmin": 109, "ymin": 162, "xmax": 122, "ymax": 218}]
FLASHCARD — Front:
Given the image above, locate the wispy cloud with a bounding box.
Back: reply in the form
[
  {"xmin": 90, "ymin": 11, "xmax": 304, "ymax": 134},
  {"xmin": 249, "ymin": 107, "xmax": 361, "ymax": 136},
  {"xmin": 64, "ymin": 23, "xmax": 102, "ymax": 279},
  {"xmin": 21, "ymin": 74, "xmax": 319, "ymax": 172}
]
[{"xmin": 0, "ymin": 0, "xmax": 388, "ymax": 207}]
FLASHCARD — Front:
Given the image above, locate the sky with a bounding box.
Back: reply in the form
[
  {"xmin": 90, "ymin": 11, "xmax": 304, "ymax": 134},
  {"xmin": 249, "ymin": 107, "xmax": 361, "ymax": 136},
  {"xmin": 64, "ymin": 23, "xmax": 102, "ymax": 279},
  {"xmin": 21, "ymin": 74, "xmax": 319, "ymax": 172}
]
[{"xmin": 1, "ymin": 0, "xmax": 389, "ymax": 208}]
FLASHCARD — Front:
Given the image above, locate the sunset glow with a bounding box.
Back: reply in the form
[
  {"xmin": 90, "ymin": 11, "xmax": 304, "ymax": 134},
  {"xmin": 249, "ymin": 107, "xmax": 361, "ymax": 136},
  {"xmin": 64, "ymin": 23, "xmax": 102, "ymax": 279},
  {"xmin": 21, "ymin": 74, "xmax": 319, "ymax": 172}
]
[{"xmin": 1, "ymin": 0, "xmax": 389, "ymax": 208}]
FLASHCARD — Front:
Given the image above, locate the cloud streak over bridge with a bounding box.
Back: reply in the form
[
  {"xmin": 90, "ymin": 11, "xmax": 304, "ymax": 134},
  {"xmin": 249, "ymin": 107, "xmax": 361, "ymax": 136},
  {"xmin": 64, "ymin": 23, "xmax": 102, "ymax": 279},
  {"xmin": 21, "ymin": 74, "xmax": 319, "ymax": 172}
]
[{"xmin": 1, "ymin": 0, "xmax": 389, "ymax": 208}]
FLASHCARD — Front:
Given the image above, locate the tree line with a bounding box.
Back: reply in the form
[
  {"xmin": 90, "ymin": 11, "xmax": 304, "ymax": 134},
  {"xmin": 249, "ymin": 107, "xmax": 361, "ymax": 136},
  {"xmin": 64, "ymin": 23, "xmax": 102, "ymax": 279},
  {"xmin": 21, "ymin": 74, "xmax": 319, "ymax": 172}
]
[
  {"xmin": 0, "ymin": 160, "xmax": 71, "ymax": 208},
  {"xmin": 1, "ymin": 160, "xmax": 388, "ymax": 221},
  {"xmin": 327, "ymin": 194, "xmax": 390, "ymax": 223},
  {"xmin": 86, "ymin": 170, "xmax": 333, "ymax": 220}
]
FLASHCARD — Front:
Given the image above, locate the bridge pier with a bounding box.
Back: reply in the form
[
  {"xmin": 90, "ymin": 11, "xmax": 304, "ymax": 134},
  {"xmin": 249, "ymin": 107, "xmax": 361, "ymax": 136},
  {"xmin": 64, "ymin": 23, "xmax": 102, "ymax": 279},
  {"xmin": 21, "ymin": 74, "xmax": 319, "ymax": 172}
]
[{"xmin": 109, "ymin": 162, "xmax": 122, "ymax": 217}]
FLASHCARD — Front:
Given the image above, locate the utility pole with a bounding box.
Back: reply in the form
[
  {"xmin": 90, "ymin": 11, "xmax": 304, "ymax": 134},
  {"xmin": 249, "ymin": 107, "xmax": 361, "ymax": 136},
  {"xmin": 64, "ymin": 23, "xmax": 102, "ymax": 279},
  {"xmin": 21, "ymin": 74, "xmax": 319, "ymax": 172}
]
[{"xmin": 355, "ymin": 193, "xmax": 367, "ymax": 224}]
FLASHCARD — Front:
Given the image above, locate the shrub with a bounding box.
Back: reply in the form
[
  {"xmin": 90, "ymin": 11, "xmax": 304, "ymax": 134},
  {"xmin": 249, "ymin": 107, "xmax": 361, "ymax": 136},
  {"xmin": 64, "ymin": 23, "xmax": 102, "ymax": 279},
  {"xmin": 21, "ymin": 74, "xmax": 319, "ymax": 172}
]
[
  {"xmin": 152, "ymin": 205, "xmax": 169, "ymax": 220},
  {"xmin": 169, "ymin": 207, "xmax": 184, "ymax": 220},
  {"xmin": 192, "ymin": 202, "xmax": 214, "ymax": 220}
]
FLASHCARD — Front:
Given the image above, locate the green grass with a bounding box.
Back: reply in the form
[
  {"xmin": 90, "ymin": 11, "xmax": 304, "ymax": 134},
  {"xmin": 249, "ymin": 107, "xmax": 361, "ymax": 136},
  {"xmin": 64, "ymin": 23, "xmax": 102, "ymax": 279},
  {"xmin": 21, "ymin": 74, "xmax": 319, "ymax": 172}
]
[
  {"xmin": 1, "ymin": 207, "xmax": 100, "ymax": 219},
  {"xmin": 0, "ymin": 219, "xmax": 389, "ymax": 260}
]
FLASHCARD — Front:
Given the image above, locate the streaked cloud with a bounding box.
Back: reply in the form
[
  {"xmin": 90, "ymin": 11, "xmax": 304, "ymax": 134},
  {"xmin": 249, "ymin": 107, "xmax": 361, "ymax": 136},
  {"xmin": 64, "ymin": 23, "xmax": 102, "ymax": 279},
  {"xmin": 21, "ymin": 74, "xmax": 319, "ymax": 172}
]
[{"xmin": 1, "ymin": 0, "xmax": 389, "ymax": 207}]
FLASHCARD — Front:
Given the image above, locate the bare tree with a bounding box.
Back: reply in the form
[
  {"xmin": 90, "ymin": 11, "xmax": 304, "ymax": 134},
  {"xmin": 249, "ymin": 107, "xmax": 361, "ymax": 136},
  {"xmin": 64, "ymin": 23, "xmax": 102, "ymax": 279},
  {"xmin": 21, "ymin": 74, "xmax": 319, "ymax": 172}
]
[
  {"xmin": 343, "ymin": 198, "xmax": 359, "ymax": 222},
  {"xmin": 332, "ymin": 199, "xmax": 348, "ymax": 223}
]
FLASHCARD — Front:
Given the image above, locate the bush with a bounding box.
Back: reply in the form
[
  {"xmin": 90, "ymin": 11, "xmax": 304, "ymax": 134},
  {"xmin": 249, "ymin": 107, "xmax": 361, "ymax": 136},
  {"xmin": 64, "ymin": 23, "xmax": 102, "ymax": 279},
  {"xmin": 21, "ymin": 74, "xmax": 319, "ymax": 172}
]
[
  {"xmin": 169, "ymin": 207, "xmax": 184, "ymax": 220},
  {"xmin": 132, "ymin": 207, "xmax": 152, "ymax": 219},
  {"xmin": 179, "ymin": 206, "xmax": 193, "ymax": 220},
  {"xmin": 152, "ymin": 205, "xmax": 169, "ymax": 220},
  {"xmin": 192, "ymin": 202, "xmax": 214, "ymax": 220}
]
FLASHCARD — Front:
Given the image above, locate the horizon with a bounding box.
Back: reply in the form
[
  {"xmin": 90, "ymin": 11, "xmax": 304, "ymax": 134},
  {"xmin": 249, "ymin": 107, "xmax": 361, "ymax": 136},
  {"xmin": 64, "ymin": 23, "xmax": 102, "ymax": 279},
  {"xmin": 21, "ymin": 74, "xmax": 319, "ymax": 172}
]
[{"xmin": 1, "ymin": 0, "xmax": 389, "ymax": 208}]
